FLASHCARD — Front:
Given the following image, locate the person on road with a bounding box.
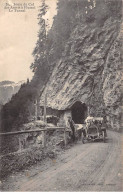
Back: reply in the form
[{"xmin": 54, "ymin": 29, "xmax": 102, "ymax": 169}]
[{"xmin": 67, "ymin": 117, "xmax": 76, "ymax": 142}]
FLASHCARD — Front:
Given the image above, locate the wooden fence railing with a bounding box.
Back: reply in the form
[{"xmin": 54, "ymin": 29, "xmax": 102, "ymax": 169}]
[{"xmin": 0, "ymin": 126, "xmax": 69, "ymax": 152}]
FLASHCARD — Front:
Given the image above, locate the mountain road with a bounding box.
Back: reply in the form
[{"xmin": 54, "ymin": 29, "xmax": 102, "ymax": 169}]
[{"xmin": 1, "ymin": 130, "xmax": 122, "ymax": 191}]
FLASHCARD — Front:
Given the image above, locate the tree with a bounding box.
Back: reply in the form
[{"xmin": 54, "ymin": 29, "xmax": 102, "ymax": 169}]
[{"xmin": 30, "ymin": 0, "xmax": 49, "ymax": 82}]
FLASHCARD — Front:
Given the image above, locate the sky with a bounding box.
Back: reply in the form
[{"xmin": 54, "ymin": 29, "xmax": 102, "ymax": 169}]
[{"xmin": 0, "ymin": 0, "xmax": 57, "ymax": 83}]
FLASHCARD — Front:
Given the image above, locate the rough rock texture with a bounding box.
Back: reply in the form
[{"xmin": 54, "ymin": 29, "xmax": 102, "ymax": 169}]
[
  {"xmin": 40, "ymin": 18, "xmax": 122, "ymax": 131},
  {"xmin": 0, "ymin": 80, "xmax": 25, "ymax": 105}
]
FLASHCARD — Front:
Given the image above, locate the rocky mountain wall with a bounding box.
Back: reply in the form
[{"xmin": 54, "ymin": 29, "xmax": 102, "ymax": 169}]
[{"xmin": 40, "ymin": 18, "xmax": 122, "ymax": 131}]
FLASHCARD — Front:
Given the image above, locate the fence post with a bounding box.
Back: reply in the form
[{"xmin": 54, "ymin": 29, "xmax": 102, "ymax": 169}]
[
  {"xmin": 18, "ymin": 137, "xmax": 22, "ymax": 152},
  {"xmin": 64, "ymin": 127, "xmax": 67, "ymax": 148},
  {"xmin": 42, "ymin": 129, "xmax": 46, "ymax": 148}
]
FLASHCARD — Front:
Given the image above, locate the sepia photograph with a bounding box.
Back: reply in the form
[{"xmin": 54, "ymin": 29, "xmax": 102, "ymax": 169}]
[{"xmin": 0, "ymin": 0, "xmax": 122, "ymax": 192}]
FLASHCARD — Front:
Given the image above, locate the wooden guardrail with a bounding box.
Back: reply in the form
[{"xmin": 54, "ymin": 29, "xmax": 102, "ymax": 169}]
[
  {"xmin": 0, "ymin": 126, "xmax": 69, "ymax": 151},
  {"xmin": 0, "ymin": 127, "xmax": 66, "ymax": 136}
]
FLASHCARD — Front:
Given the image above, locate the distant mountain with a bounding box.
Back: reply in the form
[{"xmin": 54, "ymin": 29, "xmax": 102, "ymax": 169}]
[
  {"xmin": 0, "ymin": 81, "xmax": 15, "ymax": 86},
  {"xmin": 0, "ymin": 80, "xmax": 25, "ymax": 105}
]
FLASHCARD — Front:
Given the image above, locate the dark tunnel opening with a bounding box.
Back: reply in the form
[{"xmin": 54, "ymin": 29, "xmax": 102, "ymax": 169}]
[{"xmin": 71, "ymin": 101, "xmax": 87, "ymax": 124}]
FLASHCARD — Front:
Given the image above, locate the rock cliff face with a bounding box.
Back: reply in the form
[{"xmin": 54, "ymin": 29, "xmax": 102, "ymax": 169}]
[
  {"xmin": 40, "ymin": 18, "xmax": 122, "ymax": 131},
  {"xmin": 0, "ymin": 81, "xmax": 25, "ymax": 105}
]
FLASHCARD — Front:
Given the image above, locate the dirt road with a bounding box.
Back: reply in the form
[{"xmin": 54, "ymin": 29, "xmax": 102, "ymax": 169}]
[{"xmin": 1, "ymin": 130, "xmax": 122, "ymax": 191}]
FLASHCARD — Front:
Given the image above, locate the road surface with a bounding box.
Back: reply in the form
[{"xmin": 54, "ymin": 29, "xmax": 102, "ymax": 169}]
[{"xmin": 1, "ymin": 130, "xmax": 122, "ymax": 191}]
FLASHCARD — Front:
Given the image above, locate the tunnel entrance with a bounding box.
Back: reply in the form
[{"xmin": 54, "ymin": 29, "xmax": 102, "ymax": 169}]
[{"xmin": 71, "ymin": 101, "xmax": 87, "ymax": 124}]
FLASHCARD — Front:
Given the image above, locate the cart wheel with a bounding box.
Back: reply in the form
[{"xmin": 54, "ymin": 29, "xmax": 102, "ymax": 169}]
[
  {"xmin": 81, "ymin": 132, "xmax": 85, "ymax": 144},
  {"xmin": 102, "ymin": 131, "xmax": 105, "ymax": 143}
]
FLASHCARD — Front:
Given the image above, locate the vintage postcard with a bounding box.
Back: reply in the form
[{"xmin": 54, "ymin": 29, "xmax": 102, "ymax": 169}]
[{"xmin": 0, "ymin": 0, "xmax": 122, "ymax": 192}]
